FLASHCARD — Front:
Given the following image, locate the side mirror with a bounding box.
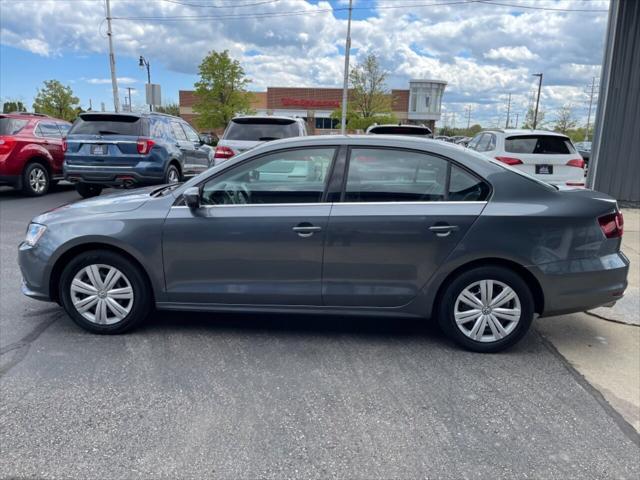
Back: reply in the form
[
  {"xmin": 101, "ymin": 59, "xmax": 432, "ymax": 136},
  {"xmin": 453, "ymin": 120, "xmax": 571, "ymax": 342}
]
[{"xmin": 183, "ymin": 186, "xmax": 200, "ymax": 209}]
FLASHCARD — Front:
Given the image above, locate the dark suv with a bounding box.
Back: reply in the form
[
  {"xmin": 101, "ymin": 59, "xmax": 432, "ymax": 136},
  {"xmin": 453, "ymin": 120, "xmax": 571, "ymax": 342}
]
[
  {"xmin": 0, "ymin": 112, "xmax": 71, "ymax": 196},
  {"xmin": 64, "ymin": 112, "xmax": 213, "ymax": 198}
]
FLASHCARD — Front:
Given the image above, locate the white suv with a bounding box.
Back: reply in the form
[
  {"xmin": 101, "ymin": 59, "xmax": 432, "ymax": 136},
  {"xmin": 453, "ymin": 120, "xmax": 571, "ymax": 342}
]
[
  {"xmin": 214, "ymin": 116, "xmax": 307, "ymax": 164},
  {"xmin": 467, "ymin": 129, "xmax": 585, "ymax": 187}
]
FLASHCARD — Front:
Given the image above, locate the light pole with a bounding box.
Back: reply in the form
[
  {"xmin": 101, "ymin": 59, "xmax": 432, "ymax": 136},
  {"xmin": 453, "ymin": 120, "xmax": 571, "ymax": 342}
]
[
  {"xmin": 105, "ymin": 0, "xmax": 120, "ymax": 112},
  {"xmin": 340, "ymin": 0, "xmax": 353, "ymax": 135},
  {"xmin": 126, "ymin": 87, "xmax": 135, "ymax": 112},
  {"xmin": 139, "ymin": 55, "xmax": 152, "ymax": 112},
  {"xmin": 532, "ymin": 73, "xmax": 543, "ymax": 130}
]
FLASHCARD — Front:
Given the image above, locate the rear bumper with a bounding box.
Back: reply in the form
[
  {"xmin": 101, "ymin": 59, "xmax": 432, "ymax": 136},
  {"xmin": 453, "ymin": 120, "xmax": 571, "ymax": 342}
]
[
  {"xmin": 533, "ymin": 252, "xmax": 629, "ymax": 317},
  {"xmin": 64, "ymin": 161, "xmax": 165, "ymax": 186}
]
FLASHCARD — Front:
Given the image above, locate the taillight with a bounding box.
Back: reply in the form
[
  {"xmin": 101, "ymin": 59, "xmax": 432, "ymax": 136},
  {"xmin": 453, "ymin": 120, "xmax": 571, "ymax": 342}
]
[
  {"xmin": 214, "ymin": 145, "xmax": 235, "ymax": 160},
  {"xmin": 566, "ymin": 181, "xmax": 585, "ymax": 187},
  {"xmin": 495, "ymin": 156, "xmax": 523, "ymax": 166},
  {"xmin": 566, "ymin": 158, "xmax": 585, "ymax": 168},
  {"xmin": 137, "ymin": 138, "xmax": 155, "ymax": 154},
  {"xmin": 0, "ymin": 137, "xmax": 16, "ymax": 155},
  {"xmin": 598, "ymin": 211, "xmax": 624, "ymax": 238},
  {"xmin": 61, "ymin": 137, "xmax": 68, "ymax": 153}
]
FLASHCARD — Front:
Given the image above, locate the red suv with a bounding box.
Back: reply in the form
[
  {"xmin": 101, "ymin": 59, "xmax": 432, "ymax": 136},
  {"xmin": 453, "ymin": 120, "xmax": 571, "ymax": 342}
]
[{"xmin": 0, "ymin": 112, "xmax": 71, "ymax": 196}]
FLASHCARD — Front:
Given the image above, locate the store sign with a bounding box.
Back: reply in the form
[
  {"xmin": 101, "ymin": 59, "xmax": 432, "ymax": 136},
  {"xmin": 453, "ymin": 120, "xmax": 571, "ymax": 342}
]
[{"xmin": 281, "ymin": 97, "xmax": 340, "ymax": 108}]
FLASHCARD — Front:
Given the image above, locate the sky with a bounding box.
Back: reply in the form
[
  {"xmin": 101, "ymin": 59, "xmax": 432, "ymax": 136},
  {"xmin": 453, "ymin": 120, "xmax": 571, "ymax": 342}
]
[{"xmin": 0, "ymin": 0, "xmax": 610, "ymax": 127}]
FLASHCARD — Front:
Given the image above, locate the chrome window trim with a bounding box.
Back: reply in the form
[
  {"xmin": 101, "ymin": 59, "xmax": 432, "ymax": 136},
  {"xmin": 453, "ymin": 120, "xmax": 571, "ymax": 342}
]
[{"xmin": 171, "ymin": 201, "xmax": 488, "ymax": 209}]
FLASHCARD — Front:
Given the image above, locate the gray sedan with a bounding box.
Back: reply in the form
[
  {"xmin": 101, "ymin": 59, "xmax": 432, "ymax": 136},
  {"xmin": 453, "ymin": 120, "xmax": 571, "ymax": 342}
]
[{"xmin": 18, "ymin": 135, "xmax": 629, "ymax": 352}]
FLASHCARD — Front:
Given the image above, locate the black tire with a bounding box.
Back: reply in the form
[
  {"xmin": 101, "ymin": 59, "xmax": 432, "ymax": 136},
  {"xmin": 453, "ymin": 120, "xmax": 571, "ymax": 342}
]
[
  {"xmin": 437, "ymin": 266, "xmax": 535, "ymax": 353},
  {"xmin": 165, "ymin": 163, "xmax": 181, "ymax": 184},
  {"xmin": 22, "ymin": 162, "xmax": 50, "ymax": 196},
  {"xmin": 59, "ymin": 250, "xmax": 151, "ymax": 334},
  {"xmin": 75, "ymin": 183, "xmax": 103, "ymax": 198}
]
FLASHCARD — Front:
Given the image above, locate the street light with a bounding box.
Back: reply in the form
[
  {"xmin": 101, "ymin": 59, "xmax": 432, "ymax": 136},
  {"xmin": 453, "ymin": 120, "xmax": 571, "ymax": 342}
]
[
  {"xmin": 139, "ymin": 55, "xmax": 152, "ymax": 112},
  {"xmin": 532, "ymin": 73, "xmax": 543, "ymax": 130}
]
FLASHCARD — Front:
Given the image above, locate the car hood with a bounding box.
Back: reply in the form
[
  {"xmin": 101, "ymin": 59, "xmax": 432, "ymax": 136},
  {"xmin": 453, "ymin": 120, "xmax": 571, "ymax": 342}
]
[{"xmin": 34, "ymin": 185, "xmax": 158, "ymax": 224}]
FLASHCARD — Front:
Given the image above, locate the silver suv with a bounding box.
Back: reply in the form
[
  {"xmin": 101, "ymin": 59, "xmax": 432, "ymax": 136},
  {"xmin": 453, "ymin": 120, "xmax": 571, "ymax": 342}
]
[{"xmin": 214, "ymin": 115, "xmax": 307, "ymax": 164}]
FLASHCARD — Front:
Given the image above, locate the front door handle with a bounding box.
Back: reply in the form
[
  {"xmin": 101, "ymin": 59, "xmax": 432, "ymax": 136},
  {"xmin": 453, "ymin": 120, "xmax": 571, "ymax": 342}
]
[
  {"xmin": 429, "ymin": 224, "xmax": 459, "ymax": 237},
  {"xmin": 293, "ymin": 223, "xmax": 322, "ymax": 238}
]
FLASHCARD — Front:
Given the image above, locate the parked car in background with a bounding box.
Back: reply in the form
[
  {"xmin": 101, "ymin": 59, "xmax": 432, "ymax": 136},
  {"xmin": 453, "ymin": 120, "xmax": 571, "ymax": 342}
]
[
  {"xmin": 20, "ymin": 136, "xmax": 628, "ymax": 353},
  {"xmin": 575, "ymin": 141, "xmax": 592, "ymax": 165},
  {"xmin": 366, "ymin": 123, "xmax": 432, "ymax": 137},
  {"xmin": 434, "ymin": 135, "xmax": 452, "ymax": 142},
  {"xmin": 455, "ymin": 136, "xmax": 472, "ymax": 147},
  {"xmin": 214, "ymin": 115, "xmax": 307, "ymax": 163},
  {"xmin": 467, "ymin": 129, "xmax": 585, "ymax": 188},
  {"xmin": 64, "ymin": 112, "xmax": 212, "ymax": 198},
  {"xmin": 0, "ymin": 112, "xmax": 71, "ymax": 196}
]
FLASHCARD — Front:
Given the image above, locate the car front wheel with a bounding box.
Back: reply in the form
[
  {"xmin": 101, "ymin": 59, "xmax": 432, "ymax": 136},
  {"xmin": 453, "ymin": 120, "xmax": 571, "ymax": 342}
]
[
  {"xmin": 165, "ymin": 164, "xmax": 181, "ymax": 184},
  {"xmin": 59, "ymin": 250, "xmax": 151, "ymax": 334},
  {"xmin": 438, "ymin": 266, "xmax": 534, "ymax": 353}
]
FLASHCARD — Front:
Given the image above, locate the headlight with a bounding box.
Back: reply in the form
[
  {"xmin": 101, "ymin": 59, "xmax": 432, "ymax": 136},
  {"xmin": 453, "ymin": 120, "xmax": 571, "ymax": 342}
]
[{"xmin": 25, "ymin": 223, "xmax": 47, "ymax": 247}]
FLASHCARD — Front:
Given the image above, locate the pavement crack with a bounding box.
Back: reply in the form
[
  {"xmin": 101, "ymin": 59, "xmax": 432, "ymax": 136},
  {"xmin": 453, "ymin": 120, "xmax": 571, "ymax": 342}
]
[
  {"xmin": 0, "ymin": 314, "xmax": 61, "ymax": 377},
  {"xmin": 583, "ymin": 310, "xmax": 639, "ymax": 327}
]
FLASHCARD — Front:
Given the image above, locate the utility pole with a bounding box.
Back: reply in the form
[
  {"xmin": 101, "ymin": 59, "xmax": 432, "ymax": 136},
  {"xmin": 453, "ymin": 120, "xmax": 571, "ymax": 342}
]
[
  {"xmin": 532, "ymin": 73, "xmax": 543, "ymax": 130},
  {"xmin": 465, "ymin": 105, "xmax": 472, "ymax": 130},
  {"xmin": 105, "ymin": 0, "xmax": 120, "ymax": 112},
  {"xmin": 504, "ymin": 93, "xmax": 512, "ymax": 128},
  {"xmin": 584, "ymin": 76, "xmax": 598, "ymax": 141},
  {"xmin": 88, "ymin": 98, "xmax": 93, "ymax": 111},
  {"xmin": 514, "ymin": 112, "xmax": 519, "ymax": 129},
  {"xmin": 340, "ymin": 0, "xmax": 353, "ymax": 135}
]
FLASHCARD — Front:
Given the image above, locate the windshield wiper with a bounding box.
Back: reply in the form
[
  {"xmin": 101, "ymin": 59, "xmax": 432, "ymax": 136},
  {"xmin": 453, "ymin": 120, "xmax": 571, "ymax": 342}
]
[
  {"xmin": 258, "ymin": 136, "xmax": 280, "ymax": 141},
  {"xmin": 97, "ymin": 130, "xmax": 121, "ymax": 135}
]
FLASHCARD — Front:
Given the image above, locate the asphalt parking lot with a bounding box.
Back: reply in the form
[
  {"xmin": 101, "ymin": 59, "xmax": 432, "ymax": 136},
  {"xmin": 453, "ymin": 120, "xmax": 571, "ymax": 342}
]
[{"xmin": 1, "ymin": 185, "xmax": 639, "ymax": 479}]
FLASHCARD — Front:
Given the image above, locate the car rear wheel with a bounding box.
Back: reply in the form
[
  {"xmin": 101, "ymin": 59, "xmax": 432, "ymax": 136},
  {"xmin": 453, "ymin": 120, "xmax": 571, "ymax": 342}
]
[
  {"xmin": 165, "ymin": 164, "xmax": 181, "ymax": 184},
  {"xmin": 438, "ymin": 266, "xmax": 534, "ymax": 353},
  {"xmin": 75, "ymin": 183, "xmax": 103, "ymax": 198},
  {"xmin": 22, "ymin": 162, "xmax": 49, "ymax": 196},
  {"xmin": 59, "ymin": 250, "xmax": 151, "ymax": 334}
]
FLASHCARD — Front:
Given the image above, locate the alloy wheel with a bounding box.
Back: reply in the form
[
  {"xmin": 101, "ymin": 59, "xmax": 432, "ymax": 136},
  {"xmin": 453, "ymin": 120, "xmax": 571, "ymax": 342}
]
[
  {"xmin": 167, "ymin": 168, "xmax": 179, "ymax": 183},
  {"xmin": 29, "ymin": 166, "xmax": 47, "ymax": 194},
  {"xmin": 454, "ymin": 279, "xmax": 521, "ymax": 343},
  {"xmin": 69, "ymin": 264, "xmax": 134, "ymax": 325}
]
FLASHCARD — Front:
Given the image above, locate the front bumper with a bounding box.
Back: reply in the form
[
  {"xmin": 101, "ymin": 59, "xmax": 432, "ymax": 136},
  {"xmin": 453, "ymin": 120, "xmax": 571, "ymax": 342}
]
[
  {"xmin": 534, "ymin": 252, "xmax": 629, "ymax": 317},
  {"xmin": 18, "ymin": 242, "xmax": 53, "ymax": 302},
  {"xmin": 64, "ymin": 161, "xmax": 165, "ymax": 186}
]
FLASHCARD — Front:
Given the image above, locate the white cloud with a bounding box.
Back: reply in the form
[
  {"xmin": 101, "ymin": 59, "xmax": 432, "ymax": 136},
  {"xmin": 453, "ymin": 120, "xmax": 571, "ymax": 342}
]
[
  {"xmin": 86, "ymin": 77, "xmax": 138, "ymax": 85},
  {"xmin": 0, "ymin": 0, "xmax": 610, "ymax": 124},
  {"xmin": 485, "ymin": 46, "xmax": 539, "ymax": 63}
]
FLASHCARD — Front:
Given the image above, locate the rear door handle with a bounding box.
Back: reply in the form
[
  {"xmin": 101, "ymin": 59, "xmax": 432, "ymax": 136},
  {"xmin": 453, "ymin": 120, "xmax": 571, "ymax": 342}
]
[{"xmin": 429, "ymin": 225, "xmax": 459, "ymax": 237}]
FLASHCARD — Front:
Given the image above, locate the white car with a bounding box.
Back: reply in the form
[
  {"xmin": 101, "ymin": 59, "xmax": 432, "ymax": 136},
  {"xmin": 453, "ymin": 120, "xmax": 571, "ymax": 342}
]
[{"xmin": 467, "ymin": 129, "xmax": 585, "ymax": 187}]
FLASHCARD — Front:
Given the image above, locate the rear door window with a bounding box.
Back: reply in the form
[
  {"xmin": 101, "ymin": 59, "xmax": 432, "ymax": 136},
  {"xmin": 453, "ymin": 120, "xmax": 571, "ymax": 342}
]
[
  {"xmin": 0, "ymin": 118, "xmax": 28, "ymax": 135},
  {"xmin": 69, "ymin": 115, "xmax": 143, "ymax": 136},
  {"xmin": 36, "ymin": 122, "xmax": 62, "ymax": 138},
  {"xmin": 224, "ymin": 119, "xmax": 299, "ymax": 141},
  {"xmin": 181, "ymin": 122, "xmax": 201, "ymax": 142},
  {"xmin": 505, "ymin": 135, "xmax": 576, "ymax": 154},
  {"xmin": 58, "ymin": 124, "xmax": 71, "ymax": 136},
  {"xmin": 171, "ymin": 121, "xmax": 188, "ymax": 141},
  {"xmin": 476, "ymin": 134, "xmax": 491, "ymax": 152}
]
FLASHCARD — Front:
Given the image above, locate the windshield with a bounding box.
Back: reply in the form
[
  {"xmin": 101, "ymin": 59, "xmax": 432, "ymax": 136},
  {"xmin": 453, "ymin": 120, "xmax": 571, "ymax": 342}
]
[
  {"xmin": 0, "ymin": 117, "xmax": 28, "ymax": 135},
  {"xmin": 224, "ymin": 118, "xmax": 299, "ymax": 141},
  {"xmin": 505, "ymin": 135, "xmax": 575, "ymax": 154},
  {"xmin": 69, "ymin": 115, "xmax": 144, "ymax": 136}
]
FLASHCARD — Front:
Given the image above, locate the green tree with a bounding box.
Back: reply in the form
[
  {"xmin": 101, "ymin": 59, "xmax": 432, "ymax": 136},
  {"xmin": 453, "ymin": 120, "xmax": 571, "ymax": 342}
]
[
  {"xmin": 2, "ymin": 99, "xmax": 26, "ymax": 113},
  {"xmin": 32, "ymin": 80, "xmax": 80, "ymax": 121},
  {"xmin": 329, "ymin": 106, "xmax": 397, "ymax": 131},
  {"xmin": 553, "ymin": 103, "xmax": 577, "ymax": 135},
  {"xmin": 521, "ymin": 106, "xmax": 546, "ymax": 130},
  {"xmin": 155, "ymin": 102, "xmax": 180, "ymax": 116},
  {"xmin": 466, "ymin": 123, "xmax": 482, "ymax": 136},
  {"xmin": 193, "ymin": 50, "xmax": 252, "ymax": 129},
  {"xmin": 349, "ymin": 54, "xmax": 392, "ymax": 118}
]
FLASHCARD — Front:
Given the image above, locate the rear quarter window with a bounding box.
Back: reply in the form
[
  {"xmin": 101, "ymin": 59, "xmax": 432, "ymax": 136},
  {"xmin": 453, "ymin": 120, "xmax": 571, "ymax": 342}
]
[
  {"xmin": 0, "ymin": 118, "xmax": 29, "ymax": 135},
  {"xmin": 505, "ymin": 135, "xmax": 575, "ymax": 154}
]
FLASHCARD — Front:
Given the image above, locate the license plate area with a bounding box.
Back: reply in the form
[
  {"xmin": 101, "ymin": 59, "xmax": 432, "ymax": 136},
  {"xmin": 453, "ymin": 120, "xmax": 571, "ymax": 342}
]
[
  {"xmin": 535, "ymin": 164, "xmax": 553, "ymax": 175},
  {"xmin": 91, "ymin": 144, "xmax": 107, "ymax": 155}
]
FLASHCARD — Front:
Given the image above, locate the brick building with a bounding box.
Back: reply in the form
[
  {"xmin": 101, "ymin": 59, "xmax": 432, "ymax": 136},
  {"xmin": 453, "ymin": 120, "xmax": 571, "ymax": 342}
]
[{"xmin": 179, "ymin": 79, "xmax": 446, "ymax": 134}]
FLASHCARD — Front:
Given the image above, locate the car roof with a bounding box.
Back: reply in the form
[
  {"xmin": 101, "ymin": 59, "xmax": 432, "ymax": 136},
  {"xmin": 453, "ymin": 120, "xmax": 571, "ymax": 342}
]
[
  {"xmin": 484, "ymin": 129, "xmax": 569, "ymax": 137},
  {"xmin": 231, "ymin": 115, "xmax": 303, "ymax": 122}
]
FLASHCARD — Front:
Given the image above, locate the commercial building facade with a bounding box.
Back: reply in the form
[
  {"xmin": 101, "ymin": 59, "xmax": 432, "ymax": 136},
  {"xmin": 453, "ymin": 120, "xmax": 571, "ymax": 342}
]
[{"xmin": 179, "ymin": 79, "xmax": 446, "ymax": 134}]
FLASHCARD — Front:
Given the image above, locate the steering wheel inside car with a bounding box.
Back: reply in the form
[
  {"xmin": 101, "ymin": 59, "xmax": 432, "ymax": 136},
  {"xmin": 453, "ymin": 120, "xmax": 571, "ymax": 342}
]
[{"xmin": 220, "ymin": 182, "xmax": 251, "ymax": 205}]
